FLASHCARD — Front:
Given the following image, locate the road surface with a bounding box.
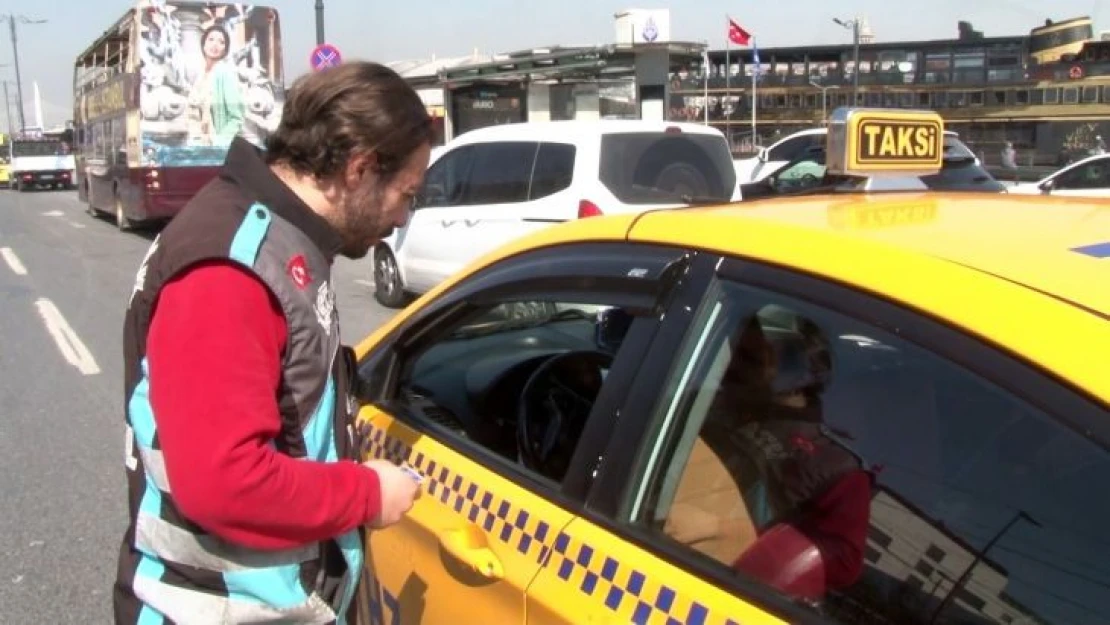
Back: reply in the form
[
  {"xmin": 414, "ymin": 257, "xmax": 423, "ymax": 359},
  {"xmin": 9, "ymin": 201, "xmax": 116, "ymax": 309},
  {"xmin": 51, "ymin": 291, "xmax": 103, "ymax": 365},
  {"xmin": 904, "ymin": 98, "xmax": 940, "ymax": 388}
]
[{"xmin": 0, "ymin": 190, "xmax": 397, "ymax": 623}]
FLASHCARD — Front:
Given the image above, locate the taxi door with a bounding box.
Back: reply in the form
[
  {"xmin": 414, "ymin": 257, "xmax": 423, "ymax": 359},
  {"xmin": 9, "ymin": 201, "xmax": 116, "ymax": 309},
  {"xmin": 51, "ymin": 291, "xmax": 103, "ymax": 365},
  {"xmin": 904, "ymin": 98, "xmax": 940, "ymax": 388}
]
[
  {"xmin": 355, "ymin": 404, "xmax": 571, "ymax": 625},
  {"xmin": 521, "ymin": 253, "xmax": 790, "ymax": 625},
  {"xmin": 524, "ymin": 518, "xmax": 785, "ymax": 625}
]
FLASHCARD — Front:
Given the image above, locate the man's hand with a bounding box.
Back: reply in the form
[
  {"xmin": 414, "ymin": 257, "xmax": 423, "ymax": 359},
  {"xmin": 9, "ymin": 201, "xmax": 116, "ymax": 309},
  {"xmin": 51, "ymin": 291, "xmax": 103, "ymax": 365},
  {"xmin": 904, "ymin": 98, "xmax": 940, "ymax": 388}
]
[{"xmin": 363, "ymin": 459, "xmax": 420, "ymax": 529}]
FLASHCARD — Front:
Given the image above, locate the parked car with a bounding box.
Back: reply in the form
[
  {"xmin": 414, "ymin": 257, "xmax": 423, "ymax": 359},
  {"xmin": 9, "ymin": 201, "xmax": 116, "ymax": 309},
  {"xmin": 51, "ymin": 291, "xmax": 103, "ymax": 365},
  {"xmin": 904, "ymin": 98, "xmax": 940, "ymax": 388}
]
[
  {"xmin": 1007, "ymin": 152, "xmax": 1110, "ymax": 198},
  {"xmin": 372, "ymin": 120, "xmax": 738, "ymax": 307}
]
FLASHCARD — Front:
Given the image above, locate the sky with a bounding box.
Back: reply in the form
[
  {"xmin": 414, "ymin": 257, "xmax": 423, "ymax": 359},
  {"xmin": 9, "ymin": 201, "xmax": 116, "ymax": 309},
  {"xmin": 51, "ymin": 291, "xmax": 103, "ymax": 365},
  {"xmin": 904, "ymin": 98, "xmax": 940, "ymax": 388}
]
[{"xmin": 3, "ymin": 0, "xmax": 1103, "ymax": 127}]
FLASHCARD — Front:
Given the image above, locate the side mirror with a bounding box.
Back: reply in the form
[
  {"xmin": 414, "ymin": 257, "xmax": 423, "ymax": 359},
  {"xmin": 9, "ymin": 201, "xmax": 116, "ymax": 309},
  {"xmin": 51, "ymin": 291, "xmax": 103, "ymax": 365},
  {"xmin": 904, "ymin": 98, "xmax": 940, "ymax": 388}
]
[
  {"xmin": 1039, "ymin": 179, "xmax": 1055, "ymax": 193},
  {"xmin": 757, "ymin": 147, "xmax": 770, "ymax": 162},
  {"xmin": 595, "ymin": 307, "xmax": 633, "ymax": 352}
]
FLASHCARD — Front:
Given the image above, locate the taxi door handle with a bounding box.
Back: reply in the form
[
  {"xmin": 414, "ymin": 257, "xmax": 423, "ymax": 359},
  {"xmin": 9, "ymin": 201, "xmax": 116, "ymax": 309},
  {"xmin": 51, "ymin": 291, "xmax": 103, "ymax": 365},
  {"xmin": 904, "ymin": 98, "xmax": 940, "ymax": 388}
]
[{"xmin": 438, "ymin": 528, "xmax": 504, "ymax": 580}]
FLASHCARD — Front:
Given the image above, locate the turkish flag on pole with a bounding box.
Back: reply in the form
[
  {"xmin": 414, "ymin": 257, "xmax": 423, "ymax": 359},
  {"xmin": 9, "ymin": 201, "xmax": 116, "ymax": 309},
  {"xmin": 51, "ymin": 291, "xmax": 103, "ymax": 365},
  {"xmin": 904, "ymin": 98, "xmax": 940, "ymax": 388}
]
[{"xmin": 728, "ymin": 17, "xmax": 752, "ymax": 46}]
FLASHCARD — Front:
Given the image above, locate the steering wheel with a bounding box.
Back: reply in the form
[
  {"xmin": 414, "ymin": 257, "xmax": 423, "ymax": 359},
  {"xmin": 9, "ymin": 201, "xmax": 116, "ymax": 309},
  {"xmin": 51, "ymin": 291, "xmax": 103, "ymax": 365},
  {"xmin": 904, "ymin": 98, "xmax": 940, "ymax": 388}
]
[{"xmin": 517, "ymin": 350, "xmax": 613, "ymax": 481}]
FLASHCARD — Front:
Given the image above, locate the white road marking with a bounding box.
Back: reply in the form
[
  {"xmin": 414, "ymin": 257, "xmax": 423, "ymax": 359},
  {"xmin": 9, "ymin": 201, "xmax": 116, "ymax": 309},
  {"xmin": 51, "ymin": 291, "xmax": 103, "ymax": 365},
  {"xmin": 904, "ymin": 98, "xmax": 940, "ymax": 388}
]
[
  {"xmin": 42, "ymin": 210, "xmax": 63, "ymax": 217},
  {"xmin": 355, "ymin": 279, "xmax": 374, "ymax": 288},
  {"xmin": 0, "ymin": 247, "xmax": 27, "ymax": 275},
  {"xmin": 34, "ymin": 298, "xmax": 101, "ymax": 376},
  {"xmin": 69, "ymin": 221, "xmax": 86, "ymax": 229}
]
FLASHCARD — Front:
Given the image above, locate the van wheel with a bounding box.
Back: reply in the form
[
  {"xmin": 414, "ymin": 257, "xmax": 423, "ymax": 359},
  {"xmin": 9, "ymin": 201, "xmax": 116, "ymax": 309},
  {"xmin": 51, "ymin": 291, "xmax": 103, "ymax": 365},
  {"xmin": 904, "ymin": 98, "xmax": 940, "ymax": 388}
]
[{"xmin": 373, "ymin": 247, "xmax": 406, "ymax": 308}]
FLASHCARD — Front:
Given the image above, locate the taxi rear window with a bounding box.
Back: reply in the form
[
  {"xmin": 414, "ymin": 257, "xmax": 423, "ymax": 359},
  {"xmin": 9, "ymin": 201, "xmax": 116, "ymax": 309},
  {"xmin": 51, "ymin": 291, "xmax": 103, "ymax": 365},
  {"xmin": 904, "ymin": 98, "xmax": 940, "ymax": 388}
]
[{"xmin": 599, "ymin": 132, "xmax": 736, "ymax": 204}]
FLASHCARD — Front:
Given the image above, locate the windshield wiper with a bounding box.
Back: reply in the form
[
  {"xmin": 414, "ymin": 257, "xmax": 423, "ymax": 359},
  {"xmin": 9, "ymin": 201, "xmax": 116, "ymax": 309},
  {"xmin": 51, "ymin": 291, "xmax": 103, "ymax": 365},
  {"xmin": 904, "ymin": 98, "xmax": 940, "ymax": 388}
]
[{"xmin": 680, "ymin": 194, "xmax": 735, "ymax": 205}]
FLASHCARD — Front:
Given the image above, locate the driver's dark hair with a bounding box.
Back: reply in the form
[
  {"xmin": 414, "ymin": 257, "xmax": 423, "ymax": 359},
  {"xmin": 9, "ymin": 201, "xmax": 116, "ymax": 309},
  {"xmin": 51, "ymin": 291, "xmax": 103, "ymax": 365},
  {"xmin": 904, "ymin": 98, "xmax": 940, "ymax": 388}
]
[{"xmin": 264, "ymin": 61, "xmax": 434, "ymax": 181}]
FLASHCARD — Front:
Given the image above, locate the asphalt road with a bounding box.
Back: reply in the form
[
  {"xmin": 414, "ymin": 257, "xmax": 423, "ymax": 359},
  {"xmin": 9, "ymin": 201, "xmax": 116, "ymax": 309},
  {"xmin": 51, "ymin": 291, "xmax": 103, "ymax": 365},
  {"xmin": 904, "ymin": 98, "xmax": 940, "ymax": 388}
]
[{"xmin": 0, "ymin": 189, "xmax": 398, "ymax": 623}]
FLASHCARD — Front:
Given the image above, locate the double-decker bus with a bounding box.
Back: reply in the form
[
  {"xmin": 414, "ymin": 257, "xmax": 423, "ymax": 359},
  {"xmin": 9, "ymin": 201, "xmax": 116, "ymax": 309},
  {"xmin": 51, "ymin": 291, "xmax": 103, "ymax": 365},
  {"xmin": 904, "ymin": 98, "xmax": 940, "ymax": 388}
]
[{"xmin": 73, "ymin": 0, "xmax": 284, "ymax": 229}]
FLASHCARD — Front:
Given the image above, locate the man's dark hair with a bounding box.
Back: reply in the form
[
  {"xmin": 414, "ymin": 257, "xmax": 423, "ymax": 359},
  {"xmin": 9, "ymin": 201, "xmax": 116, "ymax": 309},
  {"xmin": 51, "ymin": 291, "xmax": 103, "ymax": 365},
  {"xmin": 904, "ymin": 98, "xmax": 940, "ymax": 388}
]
[{"xmin": 265, "ymin": 61, "xmax": 433, "ymax": 180}]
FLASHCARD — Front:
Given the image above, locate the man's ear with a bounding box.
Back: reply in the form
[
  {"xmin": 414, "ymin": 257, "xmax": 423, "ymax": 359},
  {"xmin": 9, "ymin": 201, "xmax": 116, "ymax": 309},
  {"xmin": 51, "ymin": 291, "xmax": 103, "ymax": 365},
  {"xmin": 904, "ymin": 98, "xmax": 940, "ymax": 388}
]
[{"xmin": 344, "ymin": 151, "xmax": 377, "ymax": 189}]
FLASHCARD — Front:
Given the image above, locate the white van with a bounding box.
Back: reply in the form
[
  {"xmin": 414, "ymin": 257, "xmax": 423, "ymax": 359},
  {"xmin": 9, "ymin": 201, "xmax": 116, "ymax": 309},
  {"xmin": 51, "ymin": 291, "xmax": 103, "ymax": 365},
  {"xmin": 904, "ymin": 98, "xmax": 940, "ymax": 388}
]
[{"xmin": 372, "ymin": 119, "xmax": 738, "ymax": 307}]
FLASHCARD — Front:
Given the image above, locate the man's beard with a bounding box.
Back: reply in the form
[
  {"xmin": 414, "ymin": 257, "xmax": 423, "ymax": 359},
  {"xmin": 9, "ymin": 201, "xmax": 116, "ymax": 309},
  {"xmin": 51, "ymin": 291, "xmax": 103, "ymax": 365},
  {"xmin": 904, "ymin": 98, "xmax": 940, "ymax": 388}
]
[{"xmin": 337, "ymin": 179, "xmax": 391, "ymax": 260}]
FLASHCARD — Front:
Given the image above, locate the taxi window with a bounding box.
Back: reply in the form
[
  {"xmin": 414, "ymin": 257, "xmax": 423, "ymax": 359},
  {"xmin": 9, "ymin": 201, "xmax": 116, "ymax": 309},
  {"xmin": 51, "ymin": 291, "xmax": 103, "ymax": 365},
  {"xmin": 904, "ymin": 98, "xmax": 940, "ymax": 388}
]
[
  {"xmin": 388, "ymin": 295, "xmax": 638, "ymax": 487},
  {"xmin": 622, "ymin": 279, "xmax": 1110, "ymax": 623}
]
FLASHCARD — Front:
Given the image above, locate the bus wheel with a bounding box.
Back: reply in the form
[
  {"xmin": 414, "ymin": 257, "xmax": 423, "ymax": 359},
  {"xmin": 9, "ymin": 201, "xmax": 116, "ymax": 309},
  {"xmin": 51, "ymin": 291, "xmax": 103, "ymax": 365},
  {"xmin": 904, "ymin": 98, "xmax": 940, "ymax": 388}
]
[{"xmin": 115, "ymin": 194, "xmax": 132, "ymax": 231}]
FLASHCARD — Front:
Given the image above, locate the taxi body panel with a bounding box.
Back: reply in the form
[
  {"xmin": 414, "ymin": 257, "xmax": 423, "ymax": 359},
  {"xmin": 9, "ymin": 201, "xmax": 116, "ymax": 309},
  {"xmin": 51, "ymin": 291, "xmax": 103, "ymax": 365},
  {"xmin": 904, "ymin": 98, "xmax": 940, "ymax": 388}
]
[
  {"xmin": 358, "ymin": 404, "xmax": 572, "ymax": 625},
  {"xmin": 627, "ymin": 194, "xmax": 1110, "ymax": 405},
  {"xmin": 351, "ymin": 108, "xmax": 1110, "ymax": 625}
]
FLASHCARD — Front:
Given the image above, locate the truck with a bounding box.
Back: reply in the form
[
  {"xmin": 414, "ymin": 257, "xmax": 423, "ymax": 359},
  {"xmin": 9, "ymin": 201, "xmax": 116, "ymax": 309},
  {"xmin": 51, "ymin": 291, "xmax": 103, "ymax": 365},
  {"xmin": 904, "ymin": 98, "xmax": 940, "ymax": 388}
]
[{"xmin": 9, "ymin": 131, "xmax": 76, "ymax": 191}]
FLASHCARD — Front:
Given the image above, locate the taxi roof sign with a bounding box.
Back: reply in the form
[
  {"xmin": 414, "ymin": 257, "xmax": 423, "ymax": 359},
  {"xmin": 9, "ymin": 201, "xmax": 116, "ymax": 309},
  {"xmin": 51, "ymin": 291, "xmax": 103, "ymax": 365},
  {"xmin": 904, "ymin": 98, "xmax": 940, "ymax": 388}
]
[{"xmin": 825, "ymin": 107, "xmax": 944, "ymax": 178}]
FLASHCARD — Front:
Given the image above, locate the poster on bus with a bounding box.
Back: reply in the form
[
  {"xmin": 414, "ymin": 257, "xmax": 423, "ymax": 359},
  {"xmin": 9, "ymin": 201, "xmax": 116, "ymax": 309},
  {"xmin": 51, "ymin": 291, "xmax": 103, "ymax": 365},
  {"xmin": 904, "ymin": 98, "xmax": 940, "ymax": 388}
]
[{"xmin": 137, "ymin": 1, "xmax": 284, "ymax": 167}]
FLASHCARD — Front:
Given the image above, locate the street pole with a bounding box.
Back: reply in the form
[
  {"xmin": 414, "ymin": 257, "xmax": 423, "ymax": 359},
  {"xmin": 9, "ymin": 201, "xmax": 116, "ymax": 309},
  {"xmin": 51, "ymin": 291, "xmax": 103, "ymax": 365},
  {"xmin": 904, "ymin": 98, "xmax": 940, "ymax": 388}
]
[
  {"xmin": 810, "ymin": 80, "xmax": 828, "ymax": 124},
  {"xmin": 852, "ymin": 19, "xmax": 860, "ymax": 103},
  {"xmin": 8, "ymin": 16, "xmax": 24, "ymax": 131},
  {"xmin": 2, "ymin": 82, "xmax": 11, "ymax": 135},
  {"xmin": 833, "ymin": 17, "xmax": 861, "ymax": 104},
  {"xmin": 314, "ymin": 0, "xmax": 325, "ymax": 45},
  {"xmin": 2, "ymin": 14, "xmax": 45, "ymax": 133},
  {"xmin": 928, "ymin": 511, "xmax": 1040, "ymax": 624}
]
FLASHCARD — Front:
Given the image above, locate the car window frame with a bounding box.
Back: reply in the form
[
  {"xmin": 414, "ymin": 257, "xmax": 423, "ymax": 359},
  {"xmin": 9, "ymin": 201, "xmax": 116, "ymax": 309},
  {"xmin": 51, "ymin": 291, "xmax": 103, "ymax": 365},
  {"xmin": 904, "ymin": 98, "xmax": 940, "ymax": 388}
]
[
  {"xmin": 528, "ymin": 141, "xmax": 577, "ymax": 201},
  {"xmin": 1054, "ymin": 156, "xmax": 1110, "ymax": 190},
  {"xmin": 355, "ymin": 241, "xmax": 697, "ymax": 507},
  {"xmin": 415, "ymin": 144, "xmax": 476, "ymax": 209},
  {"xmin": 767, "ymin": 133, "xmax": 822, "ymax": 163},
  {"xmin": 576, "ymin": 252, "xmax": 1109, "ymax": 624},
  {"xmin": 459, "ymin": 141, "xmax": 540, "ymax": 206}
]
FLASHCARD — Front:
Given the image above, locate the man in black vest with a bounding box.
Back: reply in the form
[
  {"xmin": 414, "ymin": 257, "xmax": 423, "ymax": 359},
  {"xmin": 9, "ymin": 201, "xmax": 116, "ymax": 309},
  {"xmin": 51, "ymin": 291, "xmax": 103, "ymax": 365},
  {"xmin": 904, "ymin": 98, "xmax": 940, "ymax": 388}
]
[{"xmin": 115, "ymin": 62, "xmax": 432, "ymax": 624}]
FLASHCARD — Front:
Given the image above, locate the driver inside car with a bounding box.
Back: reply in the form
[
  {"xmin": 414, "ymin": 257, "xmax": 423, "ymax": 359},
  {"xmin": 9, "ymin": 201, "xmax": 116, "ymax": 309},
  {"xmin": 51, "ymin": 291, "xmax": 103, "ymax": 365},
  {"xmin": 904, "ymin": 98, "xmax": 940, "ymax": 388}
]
[{"xmin": 664, "ymin": 308, "xmax": 872, "ymax": 602}]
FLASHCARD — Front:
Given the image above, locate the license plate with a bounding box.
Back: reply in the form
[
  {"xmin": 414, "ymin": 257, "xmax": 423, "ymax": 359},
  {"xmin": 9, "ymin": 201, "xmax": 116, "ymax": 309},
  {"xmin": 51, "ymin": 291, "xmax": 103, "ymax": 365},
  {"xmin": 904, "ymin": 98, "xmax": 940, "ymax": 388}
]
[{"xmin": 40, "ymin": 174, "xmax": 54, "ymax": 180}]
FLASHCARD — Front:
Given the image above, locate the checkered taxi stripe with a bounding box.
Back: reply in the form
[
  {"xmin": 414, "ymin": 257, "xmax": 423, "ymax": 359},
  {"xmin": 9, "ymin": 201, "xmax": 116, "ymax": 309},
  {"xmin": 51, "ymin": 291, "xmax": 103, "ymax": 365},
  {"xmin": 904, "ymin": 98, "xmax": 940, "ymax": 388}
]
[{"xmin": 357, "ymin": 423, "xmax": 745, "ymax": 625}]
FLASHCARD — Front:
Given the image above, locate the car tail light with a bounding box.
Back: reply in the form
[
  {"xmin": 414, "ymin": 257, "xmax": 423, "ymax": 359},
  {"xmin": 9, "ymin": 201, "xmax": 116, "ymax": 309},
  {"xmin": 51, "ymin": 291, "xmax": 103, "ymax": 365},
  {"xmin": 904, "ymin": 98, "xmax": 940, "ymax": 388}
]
[{"xmin": 578, "ymin": 200, "xmax": 603, "ymax": 218}]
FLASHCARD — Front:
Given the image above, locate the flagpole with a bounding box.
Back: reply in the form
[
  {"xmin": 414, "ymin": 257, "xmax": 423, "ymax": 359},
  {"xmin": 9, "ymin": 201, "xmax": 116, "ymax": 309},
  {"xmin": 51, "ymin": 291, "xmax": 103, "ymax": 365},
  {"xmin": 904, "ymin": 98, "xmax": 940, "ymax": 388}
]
[
  {"xmin": 725, "ymin": 15, "xmax": 731, "ymax": 149},
  {"xmin": 703, "ymin": 44, "xmax": 709, "ymax": 125},
  {"xmin": 751, "ymin": 36, "xmax": 758, "ymax": 147}
]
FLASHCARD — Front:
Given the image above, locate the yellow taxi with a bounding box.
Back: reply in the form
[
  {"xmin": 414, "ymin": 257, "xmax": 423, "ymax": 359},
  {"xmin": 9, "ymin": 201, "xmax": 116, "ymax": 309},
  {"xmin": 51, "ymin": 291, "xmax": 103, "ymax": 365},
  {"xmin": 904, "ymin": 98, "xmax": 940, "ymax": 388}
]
[{"xmin": 349, "ymin": 108, "xmax": 1110, "ymax": 625}]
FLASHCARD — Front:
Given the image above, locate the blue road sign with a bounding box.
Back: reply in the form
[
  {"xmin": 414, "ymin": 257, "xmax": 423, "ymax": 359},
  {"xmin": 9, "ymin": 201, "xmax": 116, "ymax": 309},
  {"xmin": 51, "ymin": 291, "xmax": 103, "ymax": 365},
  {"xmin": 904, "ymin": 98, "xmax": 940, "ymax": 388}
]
[{"xmin": 310, "ymin": 43, "xmax": 342, "ymax": 71}]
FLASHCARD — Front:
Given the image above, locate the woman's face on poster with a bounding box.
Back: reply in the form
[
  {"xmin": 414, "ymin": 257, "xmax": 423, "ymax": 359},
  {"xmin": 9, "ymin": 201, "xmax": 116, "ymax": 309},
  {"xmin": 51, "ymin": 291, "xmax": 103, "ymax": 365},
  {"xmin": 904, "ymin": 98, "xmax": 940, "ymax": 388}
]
[{"xmin": 203, "ymin": 29, "xmax": 228, "ymax": 61}]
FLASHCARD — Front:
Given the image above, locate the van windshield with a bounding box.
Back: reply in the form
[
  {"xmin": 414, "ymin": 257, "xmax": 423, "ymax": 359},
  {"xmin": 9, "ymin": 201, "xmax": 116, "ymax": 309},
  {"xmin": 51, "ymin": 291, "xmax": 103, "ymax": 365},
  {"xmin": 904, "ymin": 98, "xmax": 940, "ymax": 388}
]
[
  {"xmin": 599, "ymin": 132, "xmax": 737, "ymax": 204},
  {"xmin": 12, "ymin": 140, "xmax": 64, "ymax": 157}
]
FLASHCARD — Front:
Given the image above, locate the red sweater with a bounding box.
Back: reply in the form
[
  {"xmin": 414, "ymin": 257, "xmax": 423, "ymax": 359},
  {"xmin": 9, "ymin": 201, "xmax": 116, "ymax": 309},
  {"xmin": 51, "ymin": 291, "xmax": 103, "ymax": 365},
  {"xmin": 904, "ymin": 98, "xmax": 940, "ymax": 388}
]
[{"xmin": 146, "ymin": 260, "xmax": 381, "ymax": 550}]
